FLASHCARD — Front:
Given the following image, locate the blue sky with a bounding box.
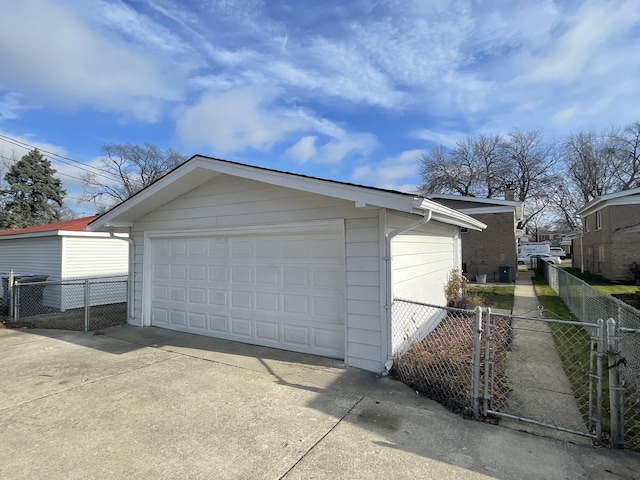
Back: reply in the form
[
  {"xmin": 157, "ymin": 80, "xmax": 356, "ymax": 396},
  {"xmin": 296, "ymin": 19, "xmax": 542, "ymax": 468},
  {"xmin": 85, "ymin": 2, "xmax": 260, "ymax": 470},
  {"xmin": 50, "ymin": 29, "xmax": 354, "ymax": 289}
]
[{"xmin": 1, "ymin": 0, "xmax": 639, "ymax": 215}]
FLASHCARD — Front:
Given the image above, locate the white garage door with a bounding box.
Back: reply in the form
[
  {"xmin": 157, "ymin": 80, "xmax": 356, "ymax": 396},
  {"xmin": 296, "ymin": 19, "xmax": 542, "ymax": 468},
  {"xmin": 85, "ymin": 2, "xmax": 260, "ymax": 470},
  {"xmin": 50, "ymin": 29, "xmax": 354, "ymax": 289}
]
[{"xmin": 149, "ymin": 228, "xmax": 345, "ymax": 358}]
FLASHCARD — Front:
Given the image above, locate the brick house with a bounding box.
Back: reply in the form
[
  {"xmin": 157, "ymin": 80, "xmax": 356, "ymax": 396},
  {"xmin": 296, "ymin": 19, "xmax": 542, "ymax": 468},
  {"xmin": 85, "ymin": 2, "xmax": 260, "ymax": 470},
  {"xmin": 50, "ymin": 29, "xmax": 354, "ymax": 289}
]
[
  {"xmin": 429, "ymin": 193, "xmax": 524, "ymax": 282},
  {"xmin": 573, "ymin": 187, "xmax": 640, "ymax": 281}
]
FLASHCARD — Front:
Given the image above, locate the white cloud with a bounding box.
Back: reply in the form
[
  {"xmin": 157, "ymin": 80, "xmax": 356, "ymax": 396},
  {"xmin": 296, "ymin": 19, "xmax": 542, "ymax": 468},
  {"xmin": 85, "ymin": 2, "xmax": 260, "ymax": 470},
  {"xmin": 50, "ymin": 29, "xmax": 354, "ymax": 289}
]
[
  {"xmin": 285, "ymin": 136, "xmax": 317, "ymax": 162},
  {"xmin": 517, "ymin": 1, "xmax": 640, "ymax": 85},
  {"xmin": 175, "ymin": 85, "xmax": 311, "ymax": 153},
  {"xmin": 410, "ymin": 129, "xmax": 463, "ymax": 148},
  {"xmin": 352, "ymin": 149, "xmax": 425, "ymax": 192},
  {"xmin": 177, "ymin": 85, "xmax": 379, "ymax": 163},
  {"xmin": 314, "ymin": 134, "xmax": 379, "ymax": 164},
  {"xmin": 0, "ymin": 0, "xmax": 191, "ymax": 122}
]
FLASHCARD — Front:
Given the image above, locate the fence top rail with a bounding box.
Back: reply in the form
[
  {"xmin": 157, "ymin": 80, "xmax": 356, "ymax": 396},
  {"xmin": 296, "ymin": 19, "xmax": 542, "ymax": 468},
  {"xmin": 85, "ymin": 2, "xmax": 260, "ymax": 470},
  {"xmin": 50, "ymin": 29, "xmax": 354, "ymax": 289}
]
[
  {"xmin": 393, "ymin": 297, "xmax": 478, "ymax": 315},
  {"xmin": 15, "ymin": 279, "xmax": 128, "ymax": 287},
  {"xmin": 508, "ymin": 313, "xmax": 600, "ymax": 328}
]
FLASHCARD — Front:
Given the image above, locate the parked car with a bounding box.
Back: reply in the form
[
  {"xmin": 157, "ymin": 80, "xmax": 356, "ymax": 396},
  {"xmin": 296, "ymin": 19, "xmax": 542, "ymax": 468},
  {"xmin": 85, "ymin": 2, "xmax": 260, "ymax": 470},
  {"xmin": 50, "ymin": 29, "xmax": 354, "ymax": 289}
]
[
  {"xmin": 528, "ymin": 253, "xmax": 563, "ymax": 265},
  {"xmin": 549, "ymin": 247, "xmax": 565, "ymax": 258}
]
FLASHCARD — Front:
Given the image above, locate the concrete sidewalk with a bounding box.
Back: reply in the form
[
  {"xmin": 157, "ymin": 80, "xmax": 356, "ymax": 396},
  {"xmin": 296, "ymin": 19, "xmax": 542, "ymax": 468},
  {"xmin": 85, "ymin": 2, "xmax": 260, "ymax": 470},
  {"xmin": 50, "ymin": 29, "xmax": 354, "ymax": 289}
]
[
  {"xmin": 500, "ymin": 268, "xmax": 588, "ymax": 443},
  {"xmin": 1, "ymin": 325, "xmax": 639, "ymax": 479}
]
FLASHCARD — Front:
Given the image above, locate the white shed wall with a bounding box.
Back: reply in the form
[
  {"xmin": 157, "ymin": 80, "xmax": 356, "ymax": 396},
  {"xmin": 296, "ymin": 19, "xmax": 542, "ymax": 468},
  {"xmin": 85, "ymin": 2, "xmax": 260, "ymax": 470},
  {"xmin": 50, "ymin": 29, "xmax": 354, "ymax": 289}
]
[
  {"xmin": 131, "ymin": 175, "xmax": 384, "ymax": 372},
  {"xmin": 58, "ymin": 236, "xmax": 129, "ymax": 310},
  {"xmin": 0, "ymin": 237, "xmax": 62, "ymax": 280},
  {"xmin": 61, "ymin": 236, "xmax": 129, "ymax": 279}
]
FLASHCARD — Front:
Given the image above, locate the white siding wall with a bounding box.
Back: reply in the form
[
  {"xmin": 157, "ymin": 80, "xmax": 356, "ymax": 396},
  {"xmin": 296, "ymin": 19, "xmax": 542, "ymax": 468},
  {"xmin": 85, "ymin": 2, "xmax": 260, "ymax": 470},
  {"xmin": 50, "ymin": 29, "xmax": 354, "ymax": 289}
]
[
  {"xmin": 61, "ymin": 236, "xmax": 129, "ymax": 279},
  {"xmin": 388, "ymin": 214, "xmax": 458, "ymax": 354},
  {"xmin": 0, "ymin": 237, "xmax": 62, "ymax": 280},
  {"xmin": 131, "ymin": 175, "xmax": 384, "ymax": 371},
  {"xmin": 58, "ymin": 236, "xmax": 129, "ymax": 310}
]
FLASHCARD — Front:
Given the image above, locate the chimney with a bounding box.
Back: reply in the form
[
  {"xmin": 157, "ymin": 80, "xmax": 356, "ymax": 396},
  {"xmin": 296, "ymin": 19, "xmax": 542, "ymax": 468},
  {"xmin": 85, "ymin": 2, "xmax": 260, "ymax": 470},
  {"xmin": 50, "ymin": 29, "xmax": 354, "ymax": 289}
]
[{"xmin": 505, "ymin": 183, "xmax": 515, "ymax": 201}]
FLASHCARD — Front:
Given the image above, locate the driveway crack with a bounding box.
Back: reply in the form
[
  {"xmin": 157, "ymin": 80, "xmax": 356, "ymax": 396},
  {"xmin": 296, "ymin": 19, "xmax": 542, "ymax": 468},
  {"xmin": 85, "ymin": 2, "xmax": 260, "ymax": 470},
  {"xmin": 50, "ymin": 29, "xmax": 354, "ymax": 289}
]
[{"xmin": 278, "ymin": 396, "xmax": 364, "ymax": 479}]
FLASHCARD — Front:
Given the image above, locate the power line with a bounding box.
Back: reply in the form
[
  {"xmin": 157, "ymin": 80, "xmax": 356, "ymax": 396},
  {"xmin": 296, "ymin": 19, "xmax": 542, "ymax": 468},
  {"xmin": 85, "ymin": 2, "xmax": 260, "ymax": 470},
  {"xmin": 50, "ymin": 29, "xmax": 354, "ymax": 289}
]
[{"xmin": 0, "ymin": 133, "xmax": 119, "ymax": 182}]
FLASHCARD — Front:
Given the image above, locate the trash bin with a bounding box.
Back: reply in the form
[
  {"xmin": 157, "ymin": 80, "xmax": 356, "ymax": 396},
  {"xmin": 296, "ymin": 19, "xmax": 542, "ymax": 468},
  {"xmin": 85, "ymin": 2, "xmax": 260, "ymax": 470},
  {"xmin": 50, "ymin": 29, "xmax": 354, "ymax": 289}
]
[
  {"xmin": 498, "ymin": 265, "xmax": 512, "ymax": 283},
  {"xmin": 1, "ymin": 273, "xmax": 36, "ymax": 315},
  {"xmin": 15, "ymin": 275, "xmax": 49, "ymax": 317}
]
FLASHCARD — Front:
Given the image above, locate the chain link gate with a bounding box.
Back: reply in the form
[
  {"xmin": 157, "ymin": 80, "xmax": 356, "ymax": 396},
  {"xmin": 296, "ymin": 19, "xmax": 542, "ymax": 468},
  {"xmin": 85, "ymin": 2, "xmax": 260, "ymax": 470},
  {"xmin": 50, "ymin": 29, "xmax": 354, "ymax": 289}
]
[{"xmin": 479, "ymin": 308, "xmax": 604, "ymax": 443}]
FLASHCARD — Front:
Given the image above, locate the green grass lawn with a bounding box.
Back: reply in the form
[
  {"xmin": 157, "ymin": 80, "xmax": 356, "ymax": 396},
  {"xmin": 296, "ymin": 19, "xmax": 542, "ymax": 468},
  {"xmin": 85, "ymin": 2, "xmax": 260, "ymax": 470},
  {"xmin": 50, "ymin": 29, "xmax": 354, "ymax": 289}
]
[
  {"xmin": 466, "ymin": 285, "xmax": 515, "ymax": 311},
  {"xmin": 558, "ymin": 266, "xmax": 639, "ymax": 295}
]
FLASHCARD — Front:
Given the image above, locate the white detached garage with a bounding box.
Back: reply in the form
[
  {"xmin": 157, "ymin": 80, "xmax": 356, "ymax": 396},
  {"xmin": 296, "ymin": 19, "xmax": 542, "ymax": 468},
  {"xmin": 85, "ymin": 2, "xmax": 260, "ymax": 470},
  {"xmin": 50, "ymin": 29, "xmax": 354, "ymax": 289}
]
[{"xmin": 88, "ymin": 156, "xmax": 485, "ymax": 372}]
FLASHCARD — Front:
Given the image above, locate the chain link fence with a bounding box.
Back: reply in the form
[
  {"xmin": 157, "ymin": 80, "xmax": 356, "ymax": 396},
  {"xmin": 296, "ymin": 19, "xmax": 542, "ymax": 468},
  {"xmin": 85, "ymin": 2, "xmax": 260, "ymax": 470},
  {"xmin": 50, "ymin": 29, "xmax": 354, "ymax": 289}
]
[
  {"xmin": 390, "ymin": 296, "xmax": 640, "ymax": 450},
  {"xmin": 12, "ymin": 277, "xmax": 128, "ymax": 331},
  {"xmin": 541, "ymin": 262, "xmax": 640, "ymax": 448},
  {"xmin": 390, "ymin": 299, "xmax": 481, "ymax": 416},
  {"xmin": 485, "ymin": 311, "xmax": 602, "ymax": 440}
]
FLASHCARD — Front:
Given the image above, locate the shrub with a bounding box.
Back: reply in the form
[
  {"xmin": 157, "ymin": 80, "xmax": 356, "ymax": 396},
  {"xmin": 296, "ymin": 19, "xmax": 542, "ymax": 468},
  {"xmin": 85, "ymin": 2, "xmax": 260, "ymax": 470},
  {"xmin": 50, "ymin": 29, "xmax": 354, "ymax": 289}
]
[{"xmin": 444, "ymin": 268, "xmax": 468, "ymax": 307}]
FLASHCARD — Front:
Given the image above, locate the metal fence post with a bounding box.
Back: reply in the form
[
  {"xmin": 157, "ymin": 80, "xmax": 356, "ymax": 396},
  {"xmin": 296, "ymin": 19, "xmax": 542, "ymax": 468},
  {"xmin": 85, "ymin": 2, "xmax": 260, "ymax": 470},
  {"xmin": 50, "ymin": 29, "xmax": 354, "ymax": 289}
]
[
  {"xmin": 13, "ymin": 280, "xmax": 19, "ymax": 322},
  {"xmin": 471, "ymin": 306, "xmax": 483, "ymax": 419},
  {"xmin": 84, "ymin": 279, "xmax": 90, "ymax": 332},
  {"xmin": 607, "ymin": 318, "xmax": 624, "ymax": 448},
  {"xmin": 482, "ymin": 308, "xmax": 493, "ymax": 416},
  {"xmin": 595, "ymin": 318, "xmax": 604, "ymax": 444},
  {"xmin": 8, "ymin": 269, "xmax": 14, "ymax": 320}
]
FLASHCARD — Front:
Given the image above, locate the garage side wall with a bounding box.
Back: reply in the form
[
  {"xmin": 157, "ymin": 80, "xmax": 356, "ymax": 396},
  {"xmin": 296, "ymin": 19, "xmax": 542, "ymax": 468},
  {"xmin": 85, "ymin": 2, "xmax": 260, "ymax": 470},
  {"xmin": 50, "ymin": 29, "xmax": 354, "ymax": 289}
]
[
  {"xmin": 130, "ymin": 175, "xmax": 385, "ymax": 372},
  {"xmin": 388, "ymin": 214, "xmax": 458, "ymax": 353}
]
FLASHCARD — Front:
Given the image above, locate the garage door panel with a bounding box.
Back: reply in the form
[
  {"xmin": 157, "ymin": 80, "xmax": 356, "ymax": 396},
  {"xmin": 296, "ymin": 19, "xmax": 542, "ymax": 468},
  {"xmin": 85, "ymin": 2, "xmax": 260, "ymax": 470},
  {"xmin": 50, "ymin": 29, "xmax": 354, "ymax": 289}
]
[
  {"xmin": 208, "ymin": 266, "xmax": 228, "ymax": 282},
  {"xmin": 150, "ymin": 229, "xmax": 345, "ymax": 359},
  {"xmin": 256, "ymin": 321, "xmax": 279, "ymax": 341},
  {"xmin": 208, "ymin": 289, "xmax": 228, "ymax": 306},
  {"xmin": 256, "ymin": 266, "xmax": 278, "ymax": 285},
  {"xmin": 189, "ymin": 265, "xmax": 206, "ymax": 281},
  {"xmin": 170, "ymin": 265, "xmax": 187, "ymax": 280},
  {"xmin": 282, "ymin": 324, "xmax": 309, "ymax": 346},
  {"xmin": 209, "ymin": 314, "xmax": 228, "ymax": 333},
  {"xmin": 231, "ymin": 265, "xmax": 252, "ymax": 283},
  {"xmin": 152, "ymin": 307, "xmax": 169, "ymax": 324},
  {"xmin": 188, "ymin": 312, "xmax": 207, "ymax": 330},
  {"xmin": 255, "ymin": 293, "xmax": 278, "ymax": 312},
  {"xmin": 170, "ymin": 310, "xmax": 187, "ymax": 326},
  {"xmin": 282, "ymin": 267, "xmax": 308, "ymax": 287},
  {"xmin": 188, "ymin": 288, "xmax": 206, "ymax": 304},
  {"xmin": 231, "ymin": 317, "xmax": 252, "ymax": 337}
]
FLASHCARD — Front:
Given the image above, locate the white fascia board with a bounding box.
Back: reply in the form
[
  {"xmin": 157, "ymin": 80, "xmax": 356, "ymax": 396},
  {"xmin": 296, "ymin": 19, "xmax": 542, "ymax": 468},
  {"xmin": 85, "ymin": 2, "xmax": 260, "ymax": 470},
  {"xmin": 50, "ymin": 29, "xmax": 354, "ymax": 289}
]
[
  {"xmin": 414, "ymin": 199, "xmax": 487, "ymax": 230},
  {"xmin": 577, "ymin": 188, "xmax": 640, "ymax": 216},
  {"xmin": 429, "ymin": 193, "xmax": 522, "ymax": 208},
  {"xmin": 0, "ymin": 230, "xmax": 126, "ymax": 241},
  {"xmin": 89, "ymin": 156, "xmax": 421, "ymax": 231}
]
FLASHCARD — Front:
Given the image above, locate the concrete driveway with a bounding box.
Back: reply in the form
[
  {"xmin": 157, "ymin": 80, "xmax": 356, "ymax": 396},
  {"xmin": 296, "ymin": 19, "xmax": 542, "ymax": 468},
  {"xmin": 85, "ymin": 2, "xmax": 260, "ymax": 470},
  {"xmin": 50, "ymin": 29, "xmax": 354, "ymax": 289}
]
[{"xmin": 1, "ymin": 325, "xmax": 639, "ymax": 480}]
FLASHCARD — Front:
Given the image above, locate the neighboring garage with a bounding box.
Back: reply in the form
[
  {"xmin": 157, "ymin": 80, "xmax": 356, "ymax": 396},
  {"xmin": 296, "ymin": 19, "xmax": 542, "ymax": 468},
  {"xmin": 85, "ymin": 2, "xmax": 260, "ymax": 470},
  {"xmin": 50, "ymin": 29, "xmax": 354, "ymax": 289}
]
[{"xmin": 88, "ymin": 155, "xmax": 485, "ymax": 372}]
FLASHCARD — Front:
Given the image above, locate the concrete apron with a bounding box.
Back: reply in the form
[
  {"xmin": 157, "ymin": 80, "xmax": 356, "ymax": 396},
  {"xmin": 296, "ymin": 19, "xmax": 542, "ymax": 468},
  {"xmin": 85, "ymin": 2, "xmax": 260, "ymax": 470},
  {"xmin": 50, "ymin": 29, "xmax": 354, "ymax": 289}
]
[{"xmin": 1, "ymin": 326, "xmax": 639, "ymax": 479}]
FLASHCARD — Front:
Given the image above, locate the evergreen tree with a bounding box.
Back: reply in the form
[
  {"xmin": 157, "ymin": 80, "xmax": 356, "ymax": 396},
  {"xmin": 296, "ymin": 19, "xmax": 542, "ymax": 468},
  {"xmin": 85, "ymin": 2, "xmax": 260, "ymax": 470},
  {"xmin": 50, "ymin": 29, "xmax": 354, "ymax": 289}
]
[{"xmin": 0, "ymin": 149, "xmax": 66, "ymax": 229}]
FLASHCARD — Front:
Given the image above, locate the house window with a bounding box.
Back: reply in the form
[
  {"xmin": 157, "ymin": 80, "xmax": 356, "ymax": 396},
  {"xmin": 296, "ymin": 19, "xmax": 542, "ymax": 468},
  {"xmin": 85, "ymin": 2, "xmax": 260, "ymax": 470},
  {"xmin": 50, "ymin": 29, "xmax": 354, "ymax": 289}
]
[
  {"xmin": 596, "ymin": 211, "xmax": 602, "ymax": 230},
  {"xmin": 584, "ymin": 216, "xmax": 590, "ymax": 233},
  {"xmin": 598, "ymin": 245, "xmax": 605, "ymax": 262}
]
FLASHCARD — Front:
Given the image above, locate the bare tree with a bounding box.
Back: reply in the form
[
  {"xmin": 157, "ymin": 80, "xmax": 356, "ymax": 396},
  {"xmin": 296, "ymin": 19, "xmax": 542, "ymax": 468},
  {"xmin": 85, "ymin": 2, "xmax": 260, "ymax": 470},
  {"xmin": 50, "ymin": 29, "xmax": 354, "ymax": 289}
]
[
  {"xmin": 501, "ymin": 129, "xmax": 557, "ymax": 204},
  {"xmin": 82, "ymin": 143, "xmax": 187, "ymax": 207},
  {"xmin": 563, "ymin": 130, "xmax": 618, "ymax": 203},
  {"xmin": 610, "ymin": 122, "xmax": 640, "ymax": 190},
  {"xmin": 419, "ymin": 134, "xmax": 505, "ymax": 197}
]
